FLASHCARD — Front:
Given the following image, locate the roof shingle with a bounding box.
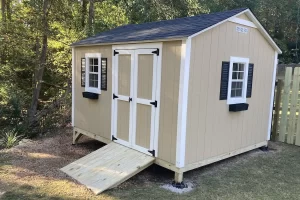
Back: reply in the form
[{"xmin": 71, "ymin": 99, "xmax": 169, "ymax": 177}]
[{"xmin": 72, "ymin": 8, "xmax": 247, "ymax": 46}]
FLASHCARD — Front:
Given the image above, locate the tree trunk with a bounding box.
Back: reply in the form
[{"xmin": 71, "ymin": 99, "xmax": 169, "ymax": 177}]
[
  {"xmin": 81, "ymin": 0, "xmax": 87, "ymax": 28},
  {"xmin": 1, "ymin": 0, "xmax": 6, "ymax": 22},
  {"xmin": 28, "ymin": 0, "xmax": 49, "ymax": 130},
  {"xmin": 87, "ymin": 0, "xmax": 94, "ymax": 36}
]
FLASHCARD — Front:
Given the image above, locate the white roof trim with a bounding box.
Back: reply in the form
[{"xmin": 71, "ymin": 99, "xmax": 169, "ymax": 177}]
[
  {"xmin": 189, "ymin": 9, "xmax": 282, "ymax": 54},
  {"xmin": 228, "ymin": 17, "xmax": 257, "ymax": 28}
]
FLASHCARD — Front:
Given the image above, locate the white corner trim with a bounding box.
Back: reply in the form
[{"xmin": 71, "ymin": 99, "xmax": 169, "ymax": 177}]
[
  {"xmin": 71, "ymin": 47, "xmax": 75, "ymax": 127},
  {"xmin": 267, "ymin": 51, "xmax": 278, "ymax": 140},
  {"xmin": 176, "ymin": 38, "xmax": 191, "ymax": 168},
  {"xmin": 228, "ymin": 17, "xmax": 257, "ymax": 28}
]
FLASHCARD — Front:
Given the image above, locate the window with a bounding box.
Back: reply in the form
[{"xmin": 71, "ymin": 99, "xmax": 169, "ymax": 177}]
[
  {"xmin": 85, "ymin": 53, "xmax": 101, "ymax": 94},
  {"xmin": 227, "ymin": 57, "xmax": 249, "ymax": 104}
]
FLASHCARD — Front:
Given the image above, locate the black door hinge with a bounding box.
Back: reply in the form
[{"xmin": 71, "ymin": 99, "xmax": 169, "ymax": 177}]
[
  {"xmin": 113, "ymin": 93, "xmax": 119, "ymax": 99},
  {"xmin": 150, "ymin": 100, "xmax": 157, "ymax": 107},
  {"xmin": 112, "ymin": 135, "xmax": 118, "ymax": 141},
  {"xmin": 129, "ymin": 97, "xmax": 132, "ymax": 102},
  {"xmin": 148, "ymin": 149, "xmax": 155, "ymax": 157},
  {"xmin": 114, "ymin": 50, "xmax": 119, "ymax": 56},
  {"xmin": 152, "ymin": 48, "xmax": 159, "ymax": 56}
]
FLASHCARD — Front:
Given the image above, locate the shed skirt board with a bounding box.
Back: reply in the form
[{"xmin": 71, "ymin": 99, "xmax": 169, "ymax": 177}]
[{"xmin": 61, "ymin": 142, "xmax": 155, "ymax": 195}]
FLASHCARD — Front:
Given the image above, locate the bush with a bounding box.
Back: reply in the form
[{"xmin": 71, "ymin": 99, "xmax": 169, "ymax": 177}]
[{"xmin": 0, "ymin": 129, "xmax": 24, "ymax": 148}]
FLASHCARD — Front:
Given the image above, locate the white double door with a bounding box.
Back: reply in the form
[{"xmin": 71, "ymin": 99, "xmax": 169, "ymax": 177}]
[{"xmin": 112, "ymin": 48, "xmax": 159, "ymax": 156}]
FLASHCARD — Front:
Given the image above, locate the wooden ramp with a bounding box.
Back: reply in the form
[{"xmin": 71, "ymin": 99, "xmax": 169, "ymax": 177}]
[{"xmin": 61, "ymin": 142, "xmax": 155, "ymax": 194}]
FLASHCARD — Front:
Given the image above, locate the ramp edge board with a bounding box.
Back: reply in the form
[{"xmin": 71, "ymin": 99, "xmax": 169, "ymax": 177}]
[{"xmin": 60, "ymin": 143, "xmax": 155, "ymax": 195}]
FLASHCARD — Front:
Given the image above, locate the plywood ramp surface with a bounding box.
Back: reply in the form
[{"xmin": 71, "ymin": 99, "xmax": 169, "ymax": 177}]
[{"xmin": 61, "ymin": 143, "xmax": 155, "ymax": 194}]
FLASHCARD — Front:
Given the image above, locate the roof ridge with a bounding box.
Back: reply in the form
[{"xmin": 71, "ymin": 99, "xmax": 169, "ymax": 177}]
[{"xmin": 72, "ymin": 7, "xmax": 249, "ymax": 46}]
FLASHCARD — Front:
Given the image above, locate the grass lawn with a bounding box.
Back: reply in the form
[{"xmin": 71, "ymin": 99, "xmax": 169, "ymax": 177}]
[{"xmin": 1, "ymin": 128, "xmax": 300, "ymax": 200}]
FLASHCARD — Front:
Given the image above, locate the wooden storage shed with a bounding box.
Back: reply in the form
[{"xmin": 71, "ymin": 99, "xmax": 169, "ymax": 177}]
[{"xmin": 62, "ymin": 8, "xmax": 282, "ymax": 194}]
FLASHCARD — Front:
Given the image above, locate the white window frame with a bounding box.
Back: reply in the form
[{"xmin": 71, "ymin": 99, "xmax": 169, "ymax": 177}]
[
  {"xmin": 85, "ymin": 53, "xmax": 101, "ymax": 94},
  {"xmin": 227, "ymin": 56, "xmax": 249, "ymax": 105}
]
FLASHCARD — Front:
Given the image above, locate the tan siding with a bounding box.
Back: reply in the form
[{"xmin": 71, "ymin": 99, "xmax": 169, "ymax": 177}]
[
  {"xmin": 157, "ymin": 41, "xmax": 181, "ymax": 164},
  {"xmin": 185, "ymin": 21, "xmax": 275, "ymax": 165},
  {"xmin": 136, "ymin": 104, "xmax": 151, "ymax": 149},
  {"xmin": 74, "ymin": 45, "xmax": 112, "ymax": 140}
]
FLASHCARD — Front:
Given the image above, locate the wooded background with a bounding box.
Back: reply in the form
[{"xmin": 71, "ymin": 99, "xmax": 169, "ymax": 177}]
[{"xmin": 0, "ymin": 0, "xmax": 299, "ymax": 137}]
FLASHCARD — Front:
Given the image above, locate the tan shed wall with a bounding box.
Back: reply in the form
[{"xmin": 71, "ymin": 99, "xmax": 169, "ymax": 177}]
[
  {"xmin": 185, "ymin": 21, "xmax": 275, "ymax": 165},
  {"xmin": 74, "ymin": 42, "xmax": 181, "ymax": 165},
  {"xmin": 74, "ymin": 45, "xmax": 112, "ymax": 140},
  {"xmin": 158, "ymin": 41, "xmax": 181, "ymax": 164}
]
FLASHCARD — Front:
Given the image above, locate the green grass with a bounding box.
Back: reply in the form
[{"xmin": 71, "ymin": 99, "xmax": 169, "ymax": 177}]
[{"xmin": 1, "ymin": 139, "xmax": 300, "ymax": 200}]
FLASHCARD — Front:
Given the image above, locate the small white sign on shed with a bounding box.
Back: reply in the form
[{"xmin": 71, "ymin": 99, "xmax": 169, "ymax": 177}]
[{"xmin": 236, "ymin": 26, "xmax": 248, "ymax": 34}]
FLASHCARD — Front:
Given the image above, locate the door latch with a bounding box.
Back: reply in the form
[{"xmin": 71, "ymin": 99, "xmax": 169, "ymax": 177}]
[
  {"xmin": 129, "ymin": 97, "xmax": 132, "ymax": 102},
  {"xmin": 150, "ymin": 100, "xmax": 157, "ymax": 107}
]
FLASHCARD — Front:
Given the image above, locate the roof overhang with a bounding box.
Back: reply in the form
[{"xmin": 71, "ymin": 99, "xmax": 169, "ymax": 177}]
[
  {"xmin": 71, "ymin": 37, "xmax": 187, "ymax": 48},
  {"xmin": 188, "ymin": 9, "xmax": 282, "ymax": 54}
]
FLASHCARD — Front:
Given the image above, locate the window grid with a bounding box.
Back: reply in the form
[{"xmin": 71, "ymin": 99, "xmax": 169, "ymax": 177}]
[
  {"xmin": 231, "ymin": 63, "xmax": 245, "ymax": 98},
  {"xmin": 88, "ymin": 58, "xmax": 99, "ymax": 88}
]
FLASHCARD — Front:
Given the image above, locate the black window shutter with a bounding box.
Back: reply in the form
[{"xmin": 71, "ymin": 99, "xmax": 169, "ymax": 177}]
[
  {"xmin": 81, "ymin": 58, "xmax": 86, "ymax": 87},
  {"xmin": 101, "ymin": 58, "xmax": 107, "ymax": 91},
  {"xmin": 246, "ymin": 63, "xmax": 254, "ymax": 98},
  {"xmin": 219, "ymin": 61, "xmax": 230, "ymax": 100}
]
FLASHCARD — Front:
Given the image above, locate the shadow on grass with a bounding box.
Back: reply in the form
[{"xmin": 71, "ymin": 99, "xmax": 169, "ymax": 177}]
[{"xmin": 1, "ymin": 183, "xmax": 78, "ymax": 200}]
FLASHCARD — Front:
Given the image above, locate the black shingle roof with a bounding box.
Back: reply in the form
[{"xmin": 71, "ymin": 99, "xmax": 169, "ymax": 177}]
[{"xmin": 72, "ymin": 8, "xmax": 248, "ymax": 46}]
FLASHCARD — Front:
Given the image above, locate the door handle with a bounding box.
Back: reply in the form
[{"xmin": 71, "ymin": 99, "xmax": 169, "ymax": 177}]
[{"xmin": 150, "ymin": 100, "xmax": 157, "ymax": 107}]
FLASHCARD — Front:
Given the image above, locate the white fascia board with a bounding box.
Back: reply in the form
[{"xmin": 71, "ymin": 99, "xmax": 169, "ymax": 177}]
[
  {"xmin": 228, "ymin": 17, "xmax": 257, "ymax": 28},
  {"xmin": 176, "ymin": 38, "xmax": 191, "ymax": 168},
  {"xmin": 267, "ymin": 51, "xmax": 278, "ymax": 140},
  {"xmin": 245, "ymin": 11, "xmax": 282, "ymax": 54}
]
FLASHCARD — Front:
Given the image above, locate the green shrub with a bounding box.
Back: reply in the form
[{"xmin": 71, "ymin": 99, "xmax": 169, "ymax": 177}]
[{"xmin": 0, "ymin": 130, "xmax": 24, "ymax": 148}]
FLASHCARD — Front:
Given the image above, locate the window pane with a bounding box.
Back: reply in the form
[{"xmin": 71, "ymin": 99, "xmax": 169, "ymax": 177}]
[
  {"xmin": 236, "ymin": 89, "xmax": 242, "ymax": 97},
  {"xmin": 89, "ymin": 74, "xmax": 98, "ymax": 88},
  {"xmin": 232, "ymin": 72, "xmax": 238, "ymax": 79},
  {"xmin": 238, "ymin": 72, "xmax": 244, "ymax": 79},
  {"xmin": 233, "ymin": 63, "xmax": 238, "ymax": 71},
  {"xmin": 89, "ymin": 65, "xmax": 93, "ymax": 72},
  {"xmin": 94, "ymin": 65, "xmax": 98, "ymax": 72},
  {"xmin": 94, "ymin": 58, "xmax": 98, "ymax": 65},
  {"xmin": 89, "ymin": 58, "xmax": 94, "ymax": 65},
  {"xmin": 232, "ymin": 82, "xmax": 237, "ymax": 89},
  {"xmin": 231, "ymin": 89, "xmax": 236, "ymax": 97},
  {"xmin": 237, "ymin": 82, "xmax": 243, "ymax": 89},
  {"xmin": 239, "ymin": 63, "xmax": 244, "ymax": 71}
]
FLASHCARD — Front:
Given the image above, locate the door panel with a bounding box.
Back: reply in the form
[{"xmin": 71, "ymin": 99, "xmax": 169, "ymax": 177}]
[
  {"xmin": 116, "ymin": 101, "xmax": 130, "ymax": 142},
  {"xmin": 118, "ymin": 55, "xmax": 131, "ymax": 96},
  {"xmin": 113, "ymin": 50, "xmax": 134, "ymax": 146},
  {"xmin": 137, "ymin": 55, "xmax": 153, "ymax": 99},
  {"xmin": 135, "ymin": 104, "xmax": 151, "ymax": 149},
  {"xmin": 132, "ymin": 49, "xmax": 157, "ymax": 154},
  {"xmin": 112, "ymin": 48, "xmax": 158, "ymax": 156}
]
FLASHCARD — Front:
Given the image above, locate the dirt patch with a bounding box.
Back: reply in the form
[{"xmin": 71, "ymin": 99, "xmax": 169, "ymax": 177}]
[{"xmin": 1, "ymin": 129, "xmax": 300, "ymax": 200}]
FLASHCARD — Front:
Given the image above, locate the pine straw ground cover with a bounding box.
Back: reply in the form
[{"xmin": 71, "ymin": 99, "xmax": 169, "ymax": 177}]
[{"xmin": 1, "ymin": 128, "xmax": 300, "ymax": 200}]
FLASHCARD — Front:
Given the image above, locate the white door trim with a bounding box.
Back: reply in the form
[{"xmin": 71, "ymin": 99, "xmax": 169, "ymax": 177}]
[
  {"xmin": 111, "ymin": 43, "xmax": 162, "ymax": 157},
  {"xmin": 111, "ymin": 50, "xmax": 135, "ymax": 147}
]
